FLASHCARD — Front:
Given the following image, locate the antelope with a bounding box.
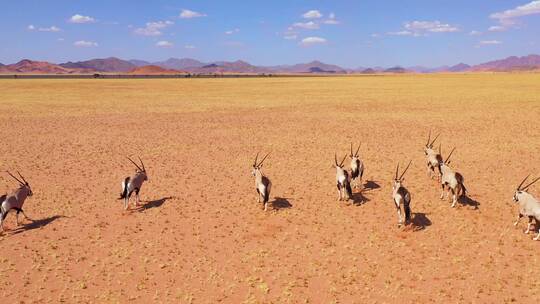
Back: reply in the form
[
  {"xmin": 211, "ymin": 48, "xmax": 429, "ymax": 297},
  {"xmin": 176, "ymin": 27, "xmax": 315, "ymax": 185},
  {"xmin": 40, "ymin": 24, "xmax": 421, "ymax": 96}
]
[
  {"xmin": 512, "ymin": 175, "xmax": 540, "ymax": 240},
  {"xmin": 1, "ymin": 171, "xmax": 33, "ymax": 233},
  {"xmin": 392, "ymin": 161, "xmax": 412, "ymax": 227},
  {"xmin": 334, "ymin": 153, "xmax": 352, "ymax": 201},
  {"xmin": 252, "ymin": 152, "xmax": 272, "ymax": 211},
  {"xmin": 349, "ymin": 143, "xmax": 365, "ymax": 190},
  {"xmin": 119, "ymin": 156, "xmax": 148, "ymax": 210},
  {"xmin": 439, "ymin": 147, "xmax": 467, "ymax": 208},
  {"xmin": 423, "ymin": 131, "xmax": 442, "ymax": 180}
]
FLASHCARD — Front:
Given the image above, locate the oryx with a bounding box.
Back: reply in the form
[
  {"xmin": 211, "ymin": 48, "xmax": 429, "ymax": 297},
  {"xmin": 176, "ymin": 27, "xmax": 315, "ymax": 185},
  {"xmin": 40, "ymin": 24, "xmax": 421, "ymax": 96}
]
[
  {"xmin": 439, "ymin": 147, "xmax": 467, "ymax": 208},
  {"xmin": 512, "ymin": 175, "xmax": 540, "ymax": 240},
  {"xmin": 423, "ymin": 131, "xmax": 442, "ymax": 180},
  {"xmin": 334, "ymin": 154, "xmax": 352, "ymax": 201},
  {"xmin": 349, "ymin": 143, "xmax": 365, "ymax": 190},
  {"xmin": 252, "ymin": 152, "xmax": 272, "ymax": 211},
  {"xmin": 1, "ymin": 171, "xmax": 33, "ymax": 233},
  {"xmin": 119, "ymin": 156, "xmax": 148, "ymax": 210},
  {"xmin": 392, "ymin": 161, "xmax": 412, "ymax": 227}
]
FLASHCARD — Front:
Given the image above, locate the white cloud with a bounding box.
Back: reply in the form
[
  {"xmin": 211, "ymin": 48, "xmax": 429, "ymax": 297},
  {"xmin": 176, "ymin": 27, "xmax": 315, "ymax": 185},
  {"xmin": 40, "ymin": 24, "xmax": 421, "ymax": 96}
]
[
  {"xmin": 300, "ymin": 36, "xmax": 327, "ymax": 46},
  {"xmin": 488, "ymin": 25, "xmax": 506, "ymax": 32},
  {"xmin": 57, "ymin": 38, "xmax": 65, "ymax": 41},
  {"xmin": 69, "ymin": 14, "xmax": 95, "ymax": 24},
  {"xmin": 323, "ymin": 12, "xmax": 339, "ymax": 25},
  {"xmin": 180, "ymin": 9, "xmax": 206, "ymax": 19},
  {"xmin": 225, "ymin": 28, "xmax": 240, "ymax": 35},
  {"xmin": 387, "ymin": 30, "xmax": 414, "ymax": 36},
  {"xmin": 469, "ymin": 30, "xmax": 482, "ymax": 36},
  {"xmin": 184, "ymin": 45, "xmax": 196, "ymax": 49},
  {"xmin": 38, "ymin": 26, "xmax": 61, "ymax": 32},
  {"xmin": 490, "ymin": 1, "xmax": 540, "ymax": 20},
  {"xmin": 292, "ymin": 21, "xmax": 319, "ymax": 29},
  {"xmin": 302, "ymin": 10, "xmax": 322, "ymax": 19},
  {"xmin": 284, "ymin": 34, "xmax": 297, "ymax": 40},
  {"xmin": 371, "ymin": 33, "xmax": 380, "ymax": 38},
  {"xmin": 27, "ymin": 25, "xmax": 35, "ymax": 30},
  {"xmin": 156, "ymin": 40, "xmax": 173, "ymax": 48},
  {"xmin": 405, "ymin": 20, "xmax": 459, "ymax": 33},
  {"xmin": 74, "ymin": 40, "xmax": 98, "ymax": 47},
  {"xmin": 479, "ymin": 40, "xmax": 502, "ymax": 45},
  {"xmin": 134, "ymin": 20, "xmax": 173, "ymax": 36}
]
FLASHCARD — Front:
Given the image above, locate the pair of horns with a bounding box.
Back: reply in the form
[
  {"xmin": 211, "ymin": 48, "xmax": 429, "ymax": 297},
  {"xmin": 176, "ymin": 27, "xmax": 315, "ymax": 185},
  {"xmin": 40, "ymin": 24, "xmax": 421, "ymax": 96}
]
[
  {"xmin": 334, "ymin": 153, "xmax": 347, "ymax": 167},
  {"xmin": 254, "ymin": 152, "xmax": 269, "ymax": 167},
  {"xmin": 127, "ymin": 156, "xmax": 145, "ymax": 172},
  {"xmin": 444, "ymin": 147, "xmax": 456, "ymax": 164},
  {"xmin": 395, "ymin": 160, "xmax": 412, "ymax": 180},
  {"xmin": 350, "ymin": 143, "xmax": 361, "ymax": 157},
  {"xmin": 6, "ymin": 170, "xmax": 28, "ymax": 186},
  {"xmin": 426, "ymin": 130, "xmax": 440, "ymax": 147},
  {"xmin": 517, "ymin": 175, "xmax": 540, "ymax": 191}
]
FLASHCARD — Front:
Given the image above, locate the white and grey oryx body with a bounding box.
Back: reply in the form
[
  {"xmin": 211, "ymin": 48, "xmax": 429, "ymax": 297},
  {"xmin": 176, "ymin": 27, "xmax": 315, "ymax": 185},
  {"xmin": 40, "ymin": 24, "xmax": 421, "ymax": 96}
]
[
  {"xmin": 252, "ymin": 153, "xmax": 272, "ymax": 211},
  {"xmin": 334, "ymin": 154, "xmax": 352, "ymax": 201},
  {"xmin": 349, "ymin": 143, "xmax": 365, "ymax": 189},
  {"xmin": 392, "ymin": 161, "xmax": 412, "ymax": 227},
  {"xmin": 439, "ymin": 148, "xmax": 467, "ymax": 208},
  {"xmin": 1, "ymin": 171, "xmax": 33, "ymax": 232},
  {"xmin": 512, "ymin": 175, "xmax": 540, "ymax": 240},
  {"xmin": 119, "ymin": 157, "xmax": 148, "ymax": 210},
  {"xmin": 423, "ymin": 131, "xmax": 442, "ymax": 180}
]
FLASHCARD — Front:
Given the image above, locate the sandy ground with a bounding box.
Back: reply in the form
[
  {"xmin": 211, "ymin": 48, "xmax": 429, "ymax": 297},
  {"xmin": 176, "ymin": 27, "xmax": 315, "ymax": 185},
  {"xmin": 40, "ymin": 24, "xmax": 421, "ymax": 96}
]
[{"xmin": 0, "ymin": 74, "xmax": 539, "ymax": 303}]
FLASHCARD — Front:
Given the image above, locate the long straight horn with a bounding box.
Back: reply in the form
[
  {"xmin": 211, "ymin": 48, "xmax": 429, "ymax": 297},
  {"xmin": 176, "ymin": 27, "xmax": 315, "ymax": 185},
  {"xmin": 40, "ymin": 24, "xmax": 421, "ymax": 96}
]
[
  {"xmin": 6, "ymin": 171, "xmax": 24, "ymax": 185},
  {"xmin": 522, "ymin": 176, "xmax": 540, "ymax": 191},
  {"xmin": 395, "ymin": 163, "xmax": 399, "ymax": 180},
  {"xmin": 426, "ymin": 130, "xmax": 431, "ymax": 146},
  {"xmin": 430, "ymin": 133, "xmax": 440, "ymax": 147},
  {"xmin": 258, "ymin": 153, "xmax": 270, "ymax": 166},
  {"xmin": 517, "ymin": 174, "xmax": 530, "ymax": 190},
  {"xmin": 138, "ymin": 156, "xmax": 146, "ymax": 172},
  {"xmin": 438, "ymin": 143, "xmax": 441, "ymax": 154},
  {"xmin": 399, "ymin": 160, "xmax": 412, "ymax": 180},
  {"xmin": 445, "ymin": 147, "xmax": 456, "ymax": 164},
  {"xmin": 17, "ymin": 171, "xmax": 28, "ymax": 184},
  {"xmin": 339, "ymin": 154, "xmax": 347, "ymax": 167},
  {"xmin": 254, "ymin": 152, "xmax": 259, "ymax": 167},
  {"xmin": 355, "ymin": 143, "xmax": 361, "ymax": 157},
  {"xmin": 350, "ymin": 143, "xmax": 353, "ymax": 156},
  {"xmin": 127, "ymin": 156, "xmax": 143, "ymax": 171}
]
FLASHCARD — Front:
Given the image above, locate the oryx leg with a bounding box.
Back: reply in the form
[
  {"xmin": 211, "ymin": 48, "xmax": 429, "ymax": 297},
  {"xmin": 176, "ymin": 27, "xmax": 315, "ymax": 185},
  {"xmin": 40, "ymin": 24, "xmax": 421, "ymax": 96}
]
[
  {"xmin": 451, "ymin": 188, "xmax": 457, "ymax": 208},
  {"xmin": 337, "ymin": 184, "xmax": 342, "ymax": 201},
  {"xmin": 514, "ymin": 213, "xmax": 523, "ymax": 226},
  {"xmin": 134, "ymin": 188, "xmax": 140, "ymax": 207},
  {"xmin": 427, "ymin": 164, "xmax": 433, "ymax": 179},
  {"xmin": 534, "ymin": 228, "xmax": 540, "ymax": 241},
  {"xmin": 256, "ymin": 189, "xmax": 261, "ymax": 203},
  {"xmin": 525, "ymin": 216, "xmax": 534, "ymax": 234},
  {"xmin": 440, "ymin": 183, "xmax": 445, "ymax": 200},
  {"xmin": 395, "ymin": 199, "xmax": 403, "ymax": 227},
  {"xmin": 124, "ymin": 191, "xmax": 130, "ymax": 210}
]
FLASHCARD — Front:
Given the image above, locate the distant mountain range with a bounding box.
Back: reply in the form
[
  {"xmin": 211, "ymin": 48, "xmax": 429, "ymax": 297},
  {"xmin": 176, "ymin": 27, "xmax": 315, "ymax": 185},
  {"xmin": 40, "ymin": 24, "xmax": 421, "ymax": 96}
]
[{"xmin": 1, "ymin": 55, "xmax": 539, "ymax": 74}]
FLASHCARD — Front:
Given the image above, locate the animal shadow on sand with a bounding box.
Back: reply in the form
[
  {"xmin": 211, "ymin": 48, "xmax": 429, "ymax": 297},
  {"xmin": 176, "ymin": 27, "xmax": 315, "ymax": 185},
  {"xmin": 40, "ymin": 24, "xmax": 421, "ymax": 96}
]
[
  {"xmin": 137, "ymin": 196, "xmax": 173, "ymax": 212},
  {"xmin": 409, "ymin": 212, "xmax": 432, "ymax": 231},
  {"xmin": 458, "ymin": 194, "xmax": 480, "ymax": 210},
  {"xmin": 271, "ymin": 197, "xmax": 292, "ymax": 210},
  {"xmin": 363, "ymin": 180, "xmax": 381, "ymax": 192},
  {"xmin": 350, "ymin": 191, "xmax": 370, "ymax": 206},
  {"xmin": 10, "ymin": 215, "xmax": 66, "ymax": 235}
]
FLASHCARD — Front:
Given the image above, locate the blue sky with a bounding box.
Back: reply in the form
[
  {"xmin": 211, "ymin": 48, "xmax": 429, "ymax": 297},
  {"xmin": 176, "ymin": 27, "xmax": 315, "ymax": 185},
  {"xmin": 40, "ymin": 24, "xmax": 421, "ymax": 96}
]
[{"xmin": 1, "ymin": 0, "xmax": 539, "ymax": 67}]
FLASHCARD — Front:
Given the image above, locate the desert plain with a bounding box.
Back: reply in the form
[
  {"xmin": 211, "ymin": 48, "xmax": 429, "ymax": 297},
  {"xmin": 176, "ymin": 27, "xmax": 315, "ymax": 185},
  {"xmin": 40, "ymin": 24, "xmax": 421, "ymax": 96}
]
[{"xmin": 0, "ymin": 74, "xmax": 539, "ymax": 303}]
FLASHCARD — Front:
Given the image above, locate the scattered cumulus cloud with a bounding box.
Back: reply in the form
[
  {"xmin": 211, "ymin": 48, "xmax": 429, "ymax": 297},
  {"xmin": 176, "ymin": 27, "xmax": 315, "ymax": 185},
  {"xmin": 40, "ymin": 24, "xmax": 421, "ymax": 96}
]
[
  {"xmin": 323, "ymin": 12, "xmax": 339, "ymax": 25},
  {"xmin": 134, "ymin": 21, "xmax": 173, "ymax": 36},
  {"xmin": 184, "ymin": 45, "xmax": 196, "ymax": 49},
  {"xmin": 292, "ymin": 21, "xmax": 319, "ymax": 30},
  {"xmin": 27, "ymin": 25, "xmax": 35, "ymax": 30},
  {"xmin": 469, "ymin": 30, "xmax": 482, "ymax": 36},
  {"xmin": 371, "ymin": 33, "xmax": 380, "ymax": 38},
  {"xmin": 69, "ymin": 14, "xmax": 95, "ymax": 24},
  {"xmin": 300, "ymin": 36, "xmax": 327, "ymax": 46},
  {"xmin": 156, "ymin": 40, "xmax": 173, "ymax": 48},
  {"xmin": 387, "ymin": 30, "xmax": 415, "ymax": 36},
  {"xmin": 405, "ymin": 20, "xmax": 459, "ymax": 33},
  {"xmin": 39, "ymin": 26, "xmax": 61, "ymax": 32},
  {"xmin": 284, "ymin": 34, "xmax": 297, "ymax": 40},
  {"xmin": 479, "ymin": 40, "xmax": 502, "ymax": 45},
  {"xmin": 488, "ymin": 1, "xmax": 540, "ymax": 31},
  {"xmin": 302, "ymin": 10, "xmax": 322, "ymax": 19},
  {"xmin": 488, "ymin": 25, "xmax": 506, "ymax": 32},
  {"xmin": 180, "ymin": 9, "xmax": 206, "ymax": 19},
  {"xmin": 225, "ymin": 28, "xmax": 240, "ymax": 35},
  {"xmin": 74, "ymin": 40, "xmax": 98, "ymax": 47}
]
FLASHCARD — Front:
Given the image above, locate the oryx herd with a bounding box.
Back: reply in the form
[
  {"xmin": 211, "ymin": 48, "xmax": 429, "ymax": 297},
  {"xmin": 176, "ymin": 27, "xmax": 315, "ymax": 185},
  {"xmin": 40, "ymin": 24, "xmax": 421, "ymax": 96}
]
[{"xmin": 1, "ymin": 132, "xmax": 540, "ymax": 241}]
